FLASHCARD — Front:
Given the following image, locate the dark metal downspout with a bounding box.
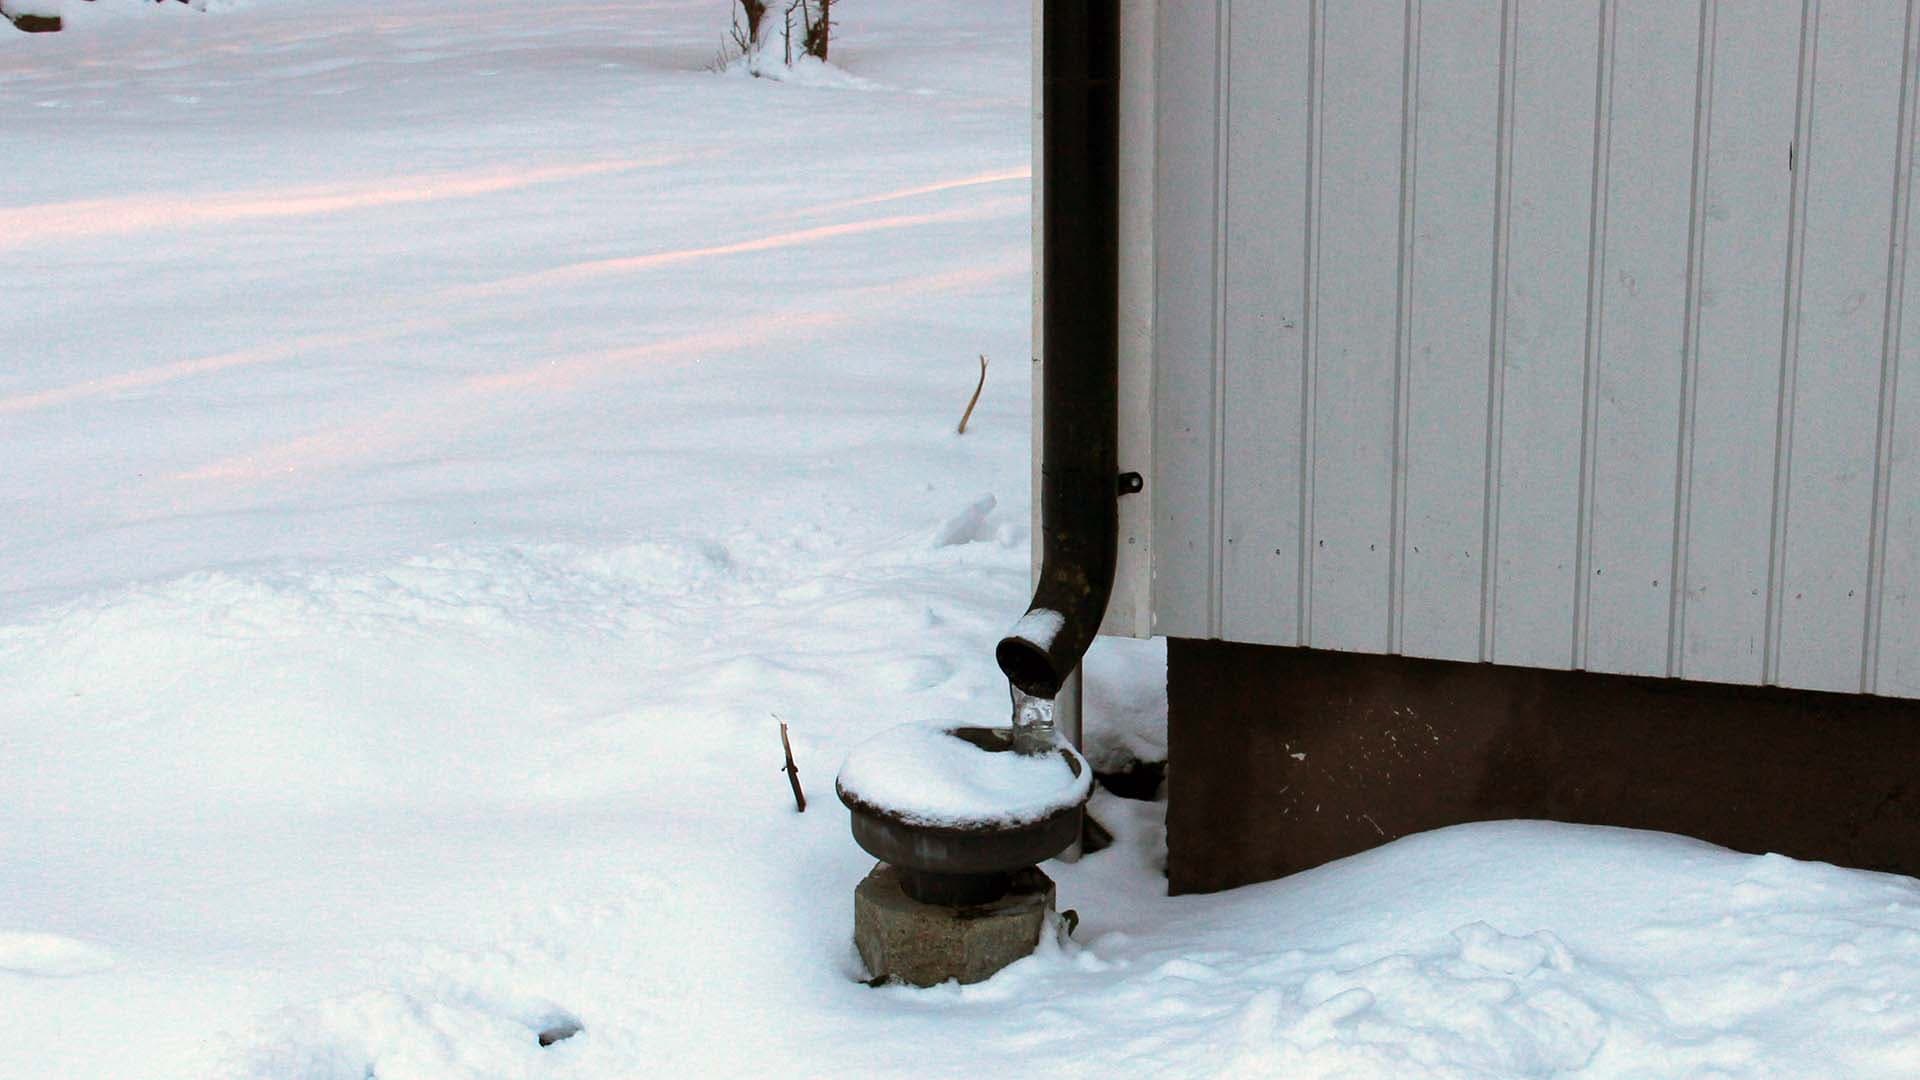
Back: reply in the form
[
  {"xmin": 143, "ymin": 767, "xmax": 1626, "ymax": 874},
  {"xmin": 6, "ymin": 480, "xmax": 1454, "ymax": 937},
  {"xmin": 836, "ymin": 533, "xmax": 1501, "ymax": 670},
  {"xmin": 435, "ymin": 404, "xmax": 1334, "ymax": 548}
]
[{"xmin": 996, "ymin": 0, "xmax": 1121, "ymax": 700}]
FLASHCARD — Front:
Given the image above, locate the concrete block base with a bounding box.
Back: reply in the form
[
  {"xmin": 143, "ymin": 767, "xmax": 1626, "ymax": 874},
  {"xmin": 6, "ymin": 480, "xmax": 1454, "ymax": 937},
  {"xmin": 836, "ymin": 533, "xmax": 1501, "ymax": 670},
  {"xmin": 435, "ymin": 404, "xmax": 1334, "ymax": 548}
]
[{"xmin": 854, "ymin": 863, "xmax": 1055, "ymax": 986}]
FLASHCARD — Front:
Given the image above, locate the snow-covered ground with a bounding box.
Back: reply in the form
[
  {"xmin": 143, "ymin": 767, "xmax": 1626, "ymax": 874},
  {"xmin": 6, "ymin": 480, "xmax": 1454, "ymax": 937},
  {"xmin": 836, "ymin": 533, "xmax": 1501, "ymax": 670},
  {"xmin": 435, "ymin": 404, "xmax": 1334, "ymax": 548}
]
[{"xmin": 4, "ymin": 2, "xmax": 1919, "ymax": 1077}]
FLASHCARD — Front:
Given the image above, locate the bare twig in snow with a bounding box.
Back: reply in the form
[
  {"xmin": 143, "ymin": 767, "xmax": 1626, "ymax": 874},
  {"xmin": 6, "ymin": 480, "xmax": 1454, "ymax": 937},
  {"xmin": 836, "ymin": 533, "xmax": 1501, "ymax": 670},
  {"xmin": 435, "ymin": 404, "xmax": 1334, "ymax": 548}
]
[
  {"xmin": 957, "ymin": 354, "xmax": 988, "ymax": 435},
  {"xmin": 778, "ymin": 717, "xmax": 806, "ymax": 812}
]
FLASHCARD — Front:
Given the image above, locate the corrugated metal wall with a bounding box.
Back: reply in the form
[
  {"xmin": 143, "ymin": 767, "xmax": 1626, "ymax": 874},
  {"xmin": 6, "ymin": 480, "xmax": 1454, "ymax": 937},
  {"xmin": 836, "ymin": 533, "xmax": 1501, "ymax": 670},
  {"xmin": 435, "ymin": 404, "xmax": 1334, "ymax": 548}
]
[{"xmin": 1150, "ymin": 0, "xmax": 1920, "ymax": 697}]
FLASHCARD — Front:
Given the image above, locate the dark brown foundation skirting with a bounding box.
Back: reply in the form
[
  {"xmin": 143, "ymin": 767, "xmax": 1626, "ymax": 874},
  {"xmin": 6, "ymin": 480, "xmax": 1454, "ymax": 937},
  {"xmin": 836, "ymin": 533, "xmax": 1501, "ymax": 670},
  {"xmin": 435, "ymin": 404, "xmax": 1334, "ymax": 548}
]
[{"xmin": 1166, "ymin": 638, "xmax": 1920, "ymax": 895}]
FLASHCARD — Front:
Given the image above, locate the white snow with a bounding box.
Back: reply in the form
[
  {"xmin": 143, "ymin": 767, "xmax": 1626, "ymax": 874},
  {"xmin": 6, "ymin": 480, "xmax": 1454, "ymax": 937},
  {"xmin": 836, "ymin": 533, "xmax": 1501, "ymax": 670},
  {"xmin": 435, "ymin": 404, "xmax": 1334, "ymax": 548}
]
[
  {"xmin": 1059, "ymin": 811, "xmax": 1920, "ymax": 1077},
  {"xmin": 1081, "ymin": 634, "xmax": 1168, "ymax": 771},
  {"xmin": 1007, "ymin": 606, "xmax": 1065, "ymax": 650},
  {"xmin": 836, "ymin": 723, "xmax": 1091, "ymax": 828},
  {"xmin": 2, "ymin": 0, "xmax": 61, "ymax": 20},
  {"xmin": 4, "ymin": 2, "xmax": 1920, "ymax": 1077},
  {"xmin": 0, "ymin": 933, "xmax": 115, "ymax": 978},
  {"xmin": 930, "ymin": 492, "xmax": 1003, "ymax": 548}
]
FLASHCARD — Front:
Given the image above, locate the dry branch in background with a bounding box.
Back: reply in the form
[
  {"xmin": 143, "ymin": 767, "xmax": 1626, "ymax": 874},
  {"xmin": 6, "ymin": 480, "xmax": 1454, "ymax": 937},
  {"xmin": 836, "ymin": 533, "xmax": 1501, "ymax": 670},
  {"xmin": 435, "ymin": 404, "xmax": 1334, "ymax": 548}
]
[{"xmin": 957, "ymin": 354, "xmax": 988, "ymax": 435}]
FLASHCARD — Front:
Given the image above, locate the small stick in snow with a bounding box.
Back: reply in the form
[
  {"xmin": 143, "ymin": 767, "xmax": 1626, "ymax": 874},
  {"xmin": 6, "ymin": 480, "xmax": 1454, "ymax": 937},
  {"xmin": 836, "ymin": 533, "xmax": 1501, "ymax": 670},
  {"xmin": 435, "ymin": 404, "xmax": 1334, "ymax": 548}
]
[
  {"xmin": 957, "ymin": 354, "xmax": 988, "ymax": 435},
  {"xmin": 778, "ymin": 717, "xmax": 806, "ymax": 812}
]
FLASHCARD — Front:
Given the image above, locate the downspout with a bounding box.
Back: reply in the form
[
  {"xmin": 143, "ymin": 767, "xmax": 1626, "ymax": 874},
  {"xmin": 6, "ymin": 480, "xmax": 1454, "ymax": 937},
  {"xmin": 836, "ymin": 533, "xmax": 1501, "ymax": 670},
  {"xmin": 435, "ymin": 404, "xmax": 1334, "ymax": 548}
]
[{"xmin": 996, "ymin": 0, "xmax": 1121, "ymax": 703}]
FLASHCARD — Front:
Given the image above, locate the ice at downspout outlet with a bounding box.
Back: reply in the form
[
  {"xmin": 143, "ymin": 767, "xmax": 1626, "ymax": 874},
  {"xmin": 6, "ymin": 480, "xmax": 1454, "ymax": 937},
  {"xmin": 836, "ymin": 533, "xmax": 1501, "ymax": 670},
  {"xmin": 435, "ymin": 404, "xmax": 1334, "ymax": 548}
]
[
  {"xmin": 1006, "ymin": 607, "xmax": 1065, "ymax": 754},
  {"xmin": 1011, "ymin": 684, "xmax": 1056, "ymax": 755}
]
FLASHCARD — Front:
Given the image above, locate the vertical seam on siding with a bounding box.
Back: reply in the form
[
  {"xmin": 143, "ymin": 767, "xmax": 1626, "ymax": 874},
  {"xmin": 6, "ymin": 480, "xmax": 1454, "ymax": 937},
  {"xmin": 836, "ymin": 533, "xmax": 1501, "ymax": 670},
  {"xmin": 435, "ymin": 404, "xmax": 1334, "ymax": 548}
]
[
  {"xmin": 1764, "ymin": 0, "xmax": 1820, "ymax": 686},
  {"xmin": 1863, "ymin": 0, "xmax": 1920, "ymax": 694},
  {"xmin": 1573, "ymin": 0, "xmax": 1618, "ymax": 671},
  {"xmin": 1480, "ymin": 0, "xmax": 1519, "ymax": 663},
  {"xmin": 1389, "ymin": 0, "xmax": 1422, "ymax": 655},
  {"xmin": 1207, "ymin": 0, "xmax": 1232, "ymax": 640},
  {"xmin": 1669, "ymin": 0, "xmax": 1717, "ymax": 678},
  {"xmin": 1298, "ymin": 0, "xmax": 1326, "ymax": 648},
  {"xmin": 1147, "ymin": 4, "xmax": 1161, "ymax": 637}
]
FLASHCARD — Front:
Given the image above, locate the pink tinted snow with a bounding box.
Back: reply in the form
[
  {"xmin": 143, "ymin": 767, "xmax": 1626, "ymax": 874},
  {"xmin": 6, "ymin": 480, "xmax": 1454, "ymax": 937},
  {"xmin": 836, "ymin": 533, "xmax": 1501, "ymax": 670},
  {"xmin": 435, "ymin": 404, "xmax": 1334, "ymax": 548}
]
[{"xmin": 5, "ymin": 1, "xmax": 1920, "ymax": 1078}]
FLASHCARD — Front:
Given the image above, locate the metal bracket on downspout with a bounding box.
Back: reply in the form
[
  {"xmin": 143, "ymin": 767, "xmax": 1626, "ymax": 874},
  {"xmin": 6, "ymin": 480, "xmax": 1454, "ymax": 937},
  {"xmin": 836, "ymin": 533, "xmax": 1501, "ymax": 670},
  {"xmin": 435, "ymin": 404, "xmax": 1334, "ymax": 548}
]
[{"xmin": 996, "ymin": 0, "xmax": 1121, "ymax": 701}]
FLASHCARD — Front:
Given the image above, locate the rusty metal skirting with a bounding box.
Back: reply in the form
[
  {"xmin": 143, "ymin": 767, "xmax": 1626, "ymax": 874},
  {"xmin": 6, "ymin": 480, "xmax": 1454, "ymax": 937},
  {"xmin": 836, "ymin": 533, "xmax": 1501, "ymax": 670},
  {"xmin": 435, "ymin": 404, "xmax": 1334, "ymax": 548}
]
[{"xmin": 1167, "ymin": 638, "xmax": 1920, "ymax": 895}]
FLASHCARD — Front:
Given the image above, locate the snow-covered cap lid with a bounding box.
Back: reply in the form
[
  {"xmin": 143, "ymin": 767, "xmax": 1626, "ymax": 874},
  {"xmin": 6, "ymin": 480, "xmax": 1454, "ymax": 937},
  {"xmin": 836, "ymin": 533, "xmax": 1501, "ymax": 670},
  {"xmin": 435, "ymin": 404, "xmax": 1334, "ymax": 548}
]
[{"xmin": 836, "ymin": 723, "xmax": 1091, "ymax": 830}]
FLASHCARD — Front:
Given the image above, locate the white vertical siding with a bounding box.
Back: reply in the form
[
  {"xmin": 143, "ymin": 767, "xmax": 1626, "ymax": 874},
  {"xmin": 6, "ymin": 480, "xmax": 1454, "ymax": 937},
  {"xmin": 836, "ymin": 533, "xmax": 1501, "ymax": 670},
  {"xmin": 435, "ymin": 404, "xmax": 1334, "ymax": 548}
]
[
  {"xmin": 1147, "ymin": 0, "xmax": 1920, "ymax": 699},
  {"xmin": 1216, "ymin": 0, "xmax": 1311, "ymax": 647},
  {"xmin": 1680, "ymin": 0, "xmax": 1800, "ymax": 685},
  {"xmin": 1492, "ymin": 0, "xmax": 1599, "ymax": 670},
  {"xmin": 1150, "ymin": 0, "xmax": 1223, "ymax": 639},
  {"xmin": 1874, "ymin": 0, "xmax": 1920, "ymax": 698},
  {"xmin": 1774, "ymin": 4, "xmax": 1911, "ymax": 691},
  {"xmin": 1583, "ymin": 0, "xmax": 1700, "ymax": 678},
  {"xmin": 1308, "ymin": 0, "xmax": 1406, "ymax": 654},
  {"xmin": 1104, "ymin": 0, "xmax": 1160, "ymax": 639},
  {"xmin": 1402, "ymin": 1, "xmax": 1504, "ymax": 663}
]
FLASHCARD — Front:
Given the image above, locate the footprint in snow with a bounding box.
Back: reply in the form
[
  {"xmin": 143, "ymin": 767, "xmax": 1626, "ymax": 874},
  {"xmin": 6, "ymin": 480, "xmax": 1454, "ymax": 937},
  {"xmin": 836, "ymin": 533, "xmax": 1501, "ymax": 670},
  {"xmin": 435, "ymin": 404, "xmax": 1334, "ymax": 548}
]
[
  {"xmin": 1451, "ymin": 921, "xmax": 1575, "ymax": 977},
  {"xmin": 932, "ymin": 494, "xmax": 998, "ymax": 547}
]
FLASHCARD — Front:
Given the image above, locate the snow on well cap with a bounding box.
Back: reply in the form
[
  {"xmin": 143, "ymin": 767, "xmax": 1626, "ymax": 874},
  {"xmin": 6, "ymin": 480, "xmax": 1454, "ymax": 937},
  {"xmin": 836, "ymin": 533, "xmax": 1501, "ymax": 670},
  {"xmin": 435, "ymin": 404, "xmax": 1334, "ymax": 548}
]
[{"xmin": 836, "ymin": 723, "xmax": 1092, "ymax": 830}]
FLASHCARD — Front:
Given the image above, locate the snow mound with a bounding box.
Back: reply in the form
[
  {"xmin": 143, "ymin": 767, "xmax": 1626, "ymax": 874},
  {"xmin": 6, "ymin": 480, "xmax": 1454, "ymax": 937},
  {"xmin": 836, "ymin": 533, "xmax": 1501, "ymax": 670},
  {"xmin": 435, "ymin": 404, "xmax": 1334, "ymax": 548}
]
[
  {"xmin": 1, "ymin": 0, "xmax": 62, "ymax": 20},
  {"xmin": 837, "ymin": 723, "xmax": 1091, "ymax": 828},
  {"xmin": 931, "ymin": 493, "xmax": 998, "ymax": 547},
  {"xmin": 0, "ymin": 932, "xmax": 115, "ymax": 977},
  {"xmin": 231, "ymin": 987, "xmax": 583, "ymax": 1080},
  {"xmin": 21, "ymin": 0, "xmax": 215, "ymax": 29},
  {"xmin": 199, "ymin": 809, "xmax": 1920, "ymax": 1080},
  {"xmin": 722, "ymin": 53, "xmax": 883, "ymax": 91},
  {"xmin": 1081, "ymin": 635, "xmax": 1168, "ymax": 771},
  {"xmin": 1014, "ymin": 809, "xmax": 1920, "ymax": 1078}
]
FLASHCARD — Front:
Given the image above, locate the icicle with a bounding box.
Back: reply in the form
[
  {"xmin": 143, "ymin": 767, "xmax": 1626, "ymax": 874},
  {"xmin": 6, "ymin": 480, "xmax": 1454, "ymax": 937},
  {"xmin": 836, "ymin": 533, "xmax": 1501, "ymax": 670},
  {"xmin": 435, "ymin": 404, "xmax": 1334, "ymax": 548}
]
[{"xmin": 1009, "ymin": 683, "xmax": 1056, "ymax": 755}]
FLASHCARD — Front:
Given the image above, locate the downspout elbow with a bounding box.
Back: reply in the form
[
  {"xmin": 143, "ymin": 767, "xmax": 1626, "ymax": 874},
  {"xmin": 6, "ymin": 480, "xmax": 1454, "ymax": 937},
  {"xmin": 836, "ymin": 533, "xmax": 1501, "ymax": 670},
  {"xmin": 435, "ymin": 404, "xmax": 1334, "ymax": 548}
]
[{"xmin": 998, "ymin": 513, "xmax": 1118, "ymax": 699}]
